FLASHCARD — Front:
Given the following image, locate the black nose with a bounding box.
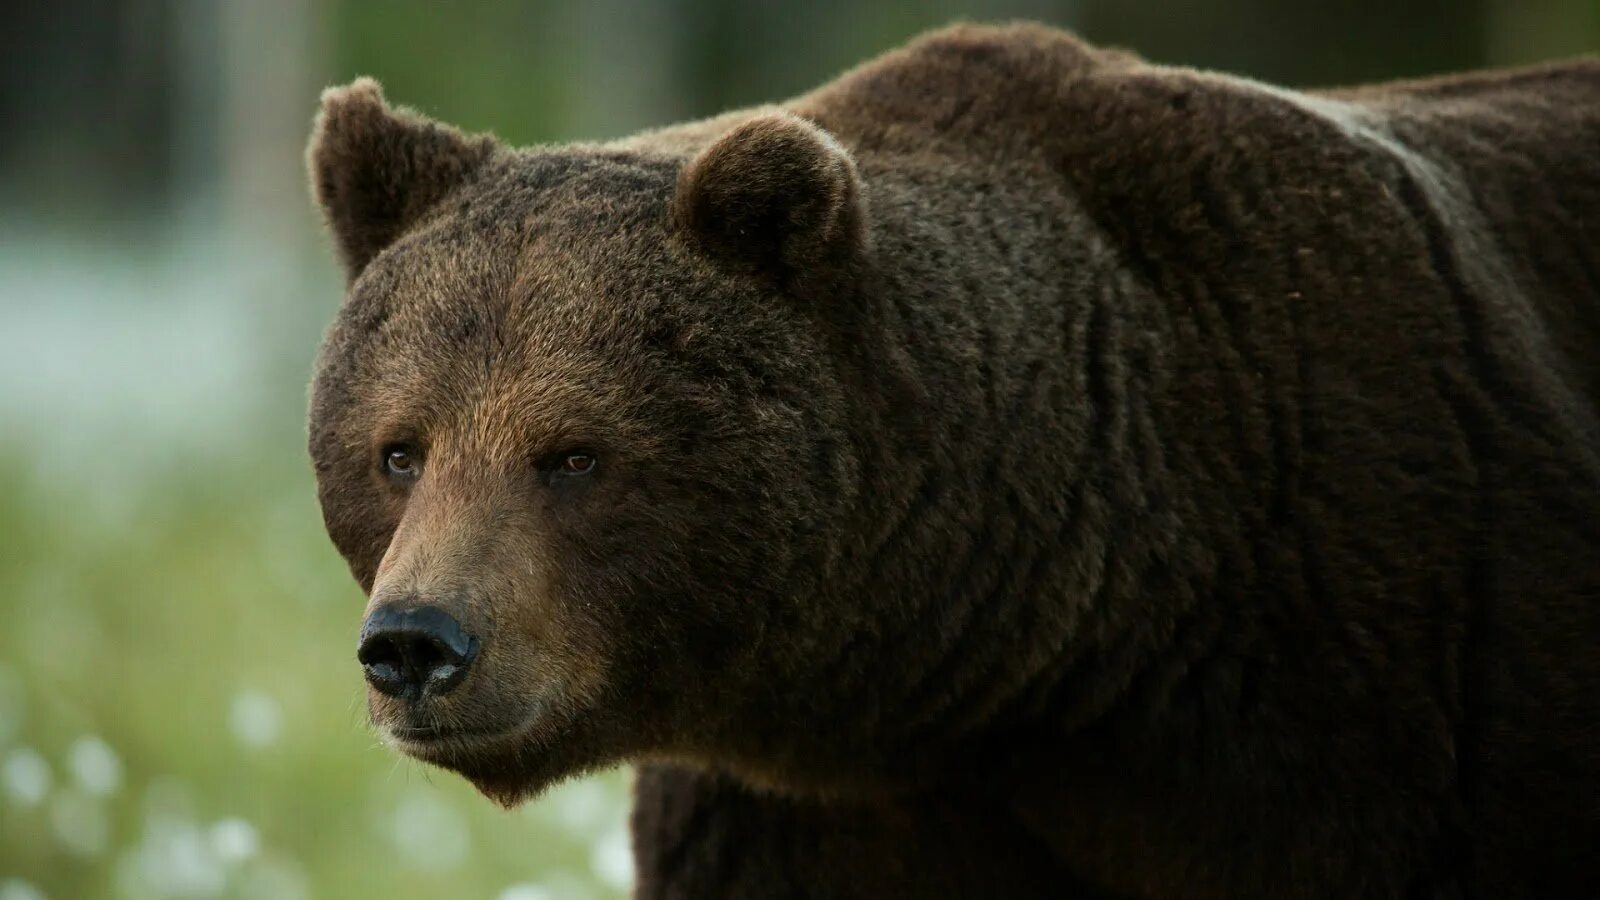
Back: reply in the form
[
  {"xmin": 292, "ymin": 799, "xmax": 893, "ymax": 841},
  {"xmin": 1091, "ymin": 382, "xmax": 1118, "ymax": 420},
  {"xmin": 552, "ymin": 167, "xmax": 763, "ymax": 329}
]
[{"xmin": 357, "ymin": 604, "xmax": 480, "ymax": 701}]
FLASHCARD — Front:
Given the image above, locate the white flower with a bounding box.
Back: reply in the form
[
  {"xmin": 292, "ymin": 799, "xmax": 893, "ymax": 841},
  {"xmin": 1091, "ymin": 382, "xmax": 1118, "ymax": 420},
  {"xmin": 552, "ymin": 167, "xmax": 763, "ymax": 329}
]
[
  {"xmin": 388, "ymin": 789, "xmax": 470, "ymax": 872},
  {"xmin": 2, "ymin": 746, "xmax": 51, "ymax": 806},
  {"xmin": 134, "ymin": 823, "xmax": 226, "ymax": 897},
  {"xmin": 67, "ymin": 735, "xmax": 123, "ymax": 796},
  {"xmin": 234, "ymin": 858, "xmax": 310, "ymax": 900},
  {"xmin": 542, "ymin": 777, "xmax": 611, "ymax": 835},
  {"xmin": 590, "ymin": 824, "xmax": 635, "ymax": 891},
  {"xmin": 49, "ymin": 789, "xmax": 110, "ymax": 858},
  {"xmin": 0, "ymin": 878, "xmax": 47, "ymax": 900},
  {"xmin": 209, "ymin": 817, "xmax": 260, "ymax": 864},
  {"xmin": 229, "ymin": 689, "xmax": 283, "ymax": 748}
]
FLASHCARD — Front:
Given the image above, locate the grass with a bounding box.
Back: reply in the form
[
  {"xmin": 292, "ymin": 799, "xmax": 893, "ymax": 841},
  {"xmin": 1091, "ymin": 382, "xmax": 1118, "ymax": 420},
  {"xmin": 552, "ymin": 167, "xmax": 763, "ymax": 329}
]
[{"xmin": 0, "ymin": 447, "xmax": 630, "ymax": 899}]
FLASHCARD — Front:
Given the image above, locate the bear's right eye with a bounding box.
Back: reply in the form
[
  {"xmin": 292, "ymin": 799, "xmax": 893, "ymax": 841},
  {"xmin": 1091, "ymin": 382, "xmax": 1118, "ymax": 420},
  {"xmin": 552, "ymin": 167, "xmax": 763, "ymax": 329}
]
[{"xmin": 382, "ymin": 445, "xmax": 422, "ymax": 480}]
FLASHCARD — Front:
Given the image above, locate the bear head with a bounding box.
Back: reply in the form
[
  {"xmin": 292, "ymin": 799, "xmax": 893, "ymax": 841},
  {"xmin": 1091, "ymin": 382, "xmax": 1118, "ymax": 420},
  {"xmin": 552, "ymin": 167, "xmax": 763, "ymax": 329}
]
[{"xmin": 306, "ymin": 80, "xmax": 906, "ymax": 804}]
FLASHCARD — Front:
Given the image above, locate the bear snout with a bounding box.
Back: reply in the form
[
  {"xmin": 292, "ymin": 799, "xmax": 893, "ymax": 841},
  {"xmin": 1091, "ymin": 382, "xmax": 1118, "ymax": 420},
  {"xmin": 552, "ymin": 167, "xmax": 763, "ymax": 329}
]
[{"xmin": 357, "ymin": 602, "xmax": 481, "ymax": 702}]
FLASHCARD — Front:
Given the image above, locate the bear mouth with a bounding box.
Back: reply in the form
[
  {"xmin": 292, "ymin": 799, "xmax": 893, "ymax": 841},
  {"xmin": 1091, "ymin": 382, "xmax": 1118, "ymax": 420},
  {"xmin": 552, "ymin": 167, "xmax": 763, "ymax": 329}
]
[
  {"xmin": 388, "ymin": 722, "xmax": 515, "ymax": 743},
  {"xmin": 386, "ymin": 720, "xmax": 525, "ymax": 749},
  {"xmin": 380, "ymin": 716, "xmax": 537, "ymax": 769}
]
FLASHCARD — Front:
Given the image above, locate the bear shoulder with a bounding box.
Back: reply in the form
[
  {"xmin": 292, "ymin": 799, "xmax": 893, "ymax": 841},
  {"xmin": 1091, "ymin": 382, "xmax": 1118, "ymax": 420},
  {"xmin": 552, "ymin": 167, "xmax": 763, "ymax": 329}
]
[
  {"xmin": 789, "ymin": 22, "xmax": 1134, "ymax": 153},
  {"xmin": 612, "ymin": 23, "xmax": 1136, "ymax": 162}
]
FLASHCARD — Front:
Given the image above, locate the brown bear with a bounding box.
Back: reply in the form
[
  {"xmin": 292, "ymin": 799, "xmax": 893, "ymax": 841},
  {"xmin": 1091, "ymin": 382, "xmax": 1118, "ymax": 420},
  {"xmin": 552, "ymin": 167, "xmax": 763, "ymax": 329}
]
[{"xmin": 305, "ymin": 22, "xmax": 1600, "ymax": 899}]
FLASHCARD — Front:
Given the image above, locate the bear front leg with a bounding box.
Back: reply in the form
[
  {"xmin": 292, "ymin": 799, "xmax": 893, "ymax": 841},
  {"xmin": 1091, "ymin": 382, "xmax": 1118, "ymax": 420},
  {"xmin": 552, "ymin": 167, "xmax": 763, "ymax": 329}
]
[{"xmin": 628, "ymin": 763, "xmax": 1111, "ymax": 899}]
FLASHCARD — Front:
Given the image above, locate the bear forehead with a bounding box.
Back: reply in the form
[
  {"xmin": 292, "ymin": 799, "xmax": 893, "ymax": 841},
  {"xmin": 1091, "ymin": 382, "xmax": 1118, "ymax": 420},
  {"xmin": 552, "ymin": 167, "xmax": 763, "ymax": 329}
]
[
  {"xmin": 459, "ymin": 148, "xmax": 679, "ymax": 245},
  {"xmin": 332, "ymin": 150, "xmax": 694, "ymax": 367}
]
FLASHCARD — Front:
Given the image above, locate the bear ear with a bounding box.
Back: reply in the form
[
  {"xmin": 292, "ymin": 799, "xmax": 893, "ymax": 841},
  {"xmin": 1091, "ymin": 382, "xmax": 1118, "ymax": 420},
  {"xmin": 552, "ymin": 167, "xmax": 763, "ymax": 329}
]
[
  {"xmin": 671, "ymin": 111, "xmax": 865, "ymax": 280},
  {"xmin": 307, "ymin": 78, "xmax": 498, "ymax": 282}
]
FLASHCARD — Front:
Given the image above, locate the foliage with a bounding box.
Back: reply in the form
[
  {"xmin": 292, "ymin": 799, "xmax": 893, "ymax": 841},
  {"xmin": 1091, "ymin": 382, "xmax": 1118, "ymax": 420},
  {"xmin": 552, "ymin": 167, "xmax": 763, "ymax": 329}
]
[{"xmin": 0, "ymin": 453, "xmax": 630, "ymax": 899}]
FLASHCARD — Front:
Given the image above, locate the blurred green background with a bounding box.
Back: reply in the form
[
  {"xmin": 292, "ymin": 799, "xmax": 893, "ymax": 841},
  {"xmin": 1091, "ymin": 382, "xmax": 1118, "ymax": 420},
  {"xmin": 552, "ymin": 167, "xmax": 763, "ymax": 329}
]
[{"xmin": 0, "ymin": 1, "xmax": 1594, "ymax": 898}]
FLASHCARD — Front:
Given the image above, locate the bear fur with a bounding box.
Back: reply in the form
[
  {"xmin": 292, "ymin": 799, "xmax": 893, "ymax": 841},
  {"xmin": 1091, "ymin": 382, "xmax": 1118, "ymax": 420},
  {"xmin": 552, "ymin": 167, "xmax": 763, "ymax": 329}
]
[{"xmin": 306, "ymin": 22, "xmax": 1600, "ymax": 899}]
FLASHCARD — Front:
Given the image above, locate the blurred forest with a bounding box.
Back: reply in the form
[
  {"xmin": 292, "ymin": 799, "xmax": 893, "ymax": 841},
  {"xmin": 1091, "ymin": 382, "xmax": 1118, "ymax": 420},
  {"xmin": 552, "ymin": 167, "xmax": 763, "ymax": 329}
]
[{"xmin": 1, "ymin": 1, "xmax": 1594, "ymax": 898}]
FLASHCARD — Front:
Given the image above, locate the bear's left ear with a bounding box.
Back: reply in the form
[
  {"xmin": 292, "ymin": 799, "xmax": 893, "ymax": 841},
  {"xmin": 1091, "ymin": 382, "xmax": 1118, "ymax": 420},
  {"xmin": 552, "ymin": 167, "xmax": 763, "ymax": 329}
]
[
  {"xmin": 672, "ymin": 111, "xmax": 865, "ymax": 280},
  {"xmin": 307, "ymin": 78, "xmax": 498, "ymax": 282}
]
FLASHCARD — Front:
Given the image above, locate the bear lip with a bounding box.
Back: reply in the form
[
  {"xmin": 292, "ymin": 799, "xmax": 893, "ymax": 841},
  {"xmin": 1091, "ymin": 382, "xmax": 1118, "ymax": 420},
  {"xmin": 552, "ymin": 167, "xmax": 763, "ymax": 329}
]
[{"xmin": 386, "ymin": 722, "xmax": 513, "ymax": 743}]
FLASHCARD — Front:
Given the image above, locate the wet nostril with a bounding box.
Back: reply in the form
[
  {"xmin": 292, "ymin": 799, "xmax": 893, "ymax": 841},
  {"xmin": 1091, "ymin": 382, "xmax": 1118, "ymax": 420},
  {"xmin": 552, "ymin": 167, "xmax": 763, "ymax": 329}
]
[
  {"xmin": 409, "ymin": 636, "xmax": 446, "ymax": 671},
  {"xmin": 357, "ymin": 604, "xmax": 479, "ymax": 701},
  {"xmin": 356, "ymin": 631, "xmax": 401, "ymax": 668}
]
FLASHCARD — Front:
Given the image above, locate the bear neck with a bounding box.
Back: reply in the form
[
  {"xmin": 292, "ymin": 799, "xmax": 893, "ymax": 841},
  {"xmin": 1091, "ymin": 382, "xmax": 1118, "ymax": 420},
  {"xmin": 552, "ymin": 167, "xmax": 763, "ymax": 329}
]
[{"xmin": 704, "ymin": 163, "xmax": 1253, "ymax": 797}]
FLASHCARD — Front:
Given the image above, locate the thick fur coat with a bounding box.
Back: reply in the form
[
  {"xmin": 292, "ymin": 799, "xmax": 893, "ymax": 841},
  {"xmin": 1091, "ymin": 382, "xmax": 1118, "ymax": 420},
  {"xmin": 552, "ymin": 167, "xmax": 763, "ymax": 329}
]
[{"xmin": 306, "ymin": 23, "xmax": 1600, "ymax": 899}]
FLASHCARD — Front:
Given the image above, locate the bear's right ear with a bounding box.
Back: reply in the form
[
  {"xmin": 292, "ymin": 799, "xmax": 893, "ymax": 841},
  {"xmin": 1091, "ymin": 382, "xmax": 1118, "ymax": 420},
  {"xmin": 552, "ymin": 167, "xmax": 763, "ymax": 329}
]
[
  {"xmin": 307, "ymin": 78, "xmax": 498, "ymax": 282},
  {"xmin": 672, "ymin": 111, "xmax": 865, "ymax": 282}
]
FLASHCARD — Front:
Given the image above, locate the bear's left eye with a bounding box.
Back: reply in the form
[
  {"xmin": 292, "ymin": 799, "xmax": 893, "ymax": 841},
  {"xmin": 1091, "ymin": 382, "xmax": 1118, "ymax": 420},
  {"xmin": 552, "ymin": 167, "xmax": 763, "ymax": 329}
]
[
  {"xmin": 558, "ymin": 453, "xmax": 597, "ymax": 476},
  {"xmin": 382, "ymin": 444, "xmax": 422, "ymax": 479},
  {"xmin": 537, "ymin": 449, "xmax": 600, "ymax": 485}
]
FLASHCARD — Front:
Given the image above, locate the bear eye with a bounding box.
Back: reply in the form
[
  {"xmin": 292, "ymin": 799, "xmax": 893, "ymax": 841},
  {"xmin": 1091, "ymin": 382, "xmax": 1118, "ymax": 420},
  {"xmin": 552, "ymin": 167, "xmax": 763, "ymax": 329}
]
[
  {"xmin": 558, "ymin": 453, "xmax": 597, "ymax": 476},
  {"xmin": 382, "ymin": 445, "xmax": 422, "ymax": 479}
]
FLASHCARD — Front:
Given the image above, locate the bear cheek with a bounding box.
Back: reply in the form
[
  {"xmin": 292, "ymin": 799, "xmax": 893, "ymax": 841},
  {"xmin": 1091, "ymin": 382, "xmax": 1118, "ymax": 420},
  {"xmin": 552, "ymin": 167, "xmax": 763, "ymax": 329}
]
[
  {"xmin": 511, "ymin": 580, "xmax": 615, "ymax": 710},
  {"xmin": 309, "ymin": 414, "xmax": 399, "ymax": 592},
  {"xmin": 315, "ymin": 469, "xmax": 397, "ymax": 593},
  {"xmin": 455, "ymin": 536, "xmax": 614, "ymax": 716}
]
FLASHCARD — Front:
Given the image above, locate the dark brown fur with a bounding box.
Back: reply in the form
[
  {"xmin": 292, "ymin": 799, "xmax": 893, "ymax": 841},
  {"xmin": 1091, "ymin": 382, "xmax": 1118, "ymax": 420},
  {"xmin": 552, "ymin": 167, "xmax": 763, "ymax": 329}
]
[{"xmin": 306, "ymin": 23, "xmax": 1600, "ymax": 899}]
